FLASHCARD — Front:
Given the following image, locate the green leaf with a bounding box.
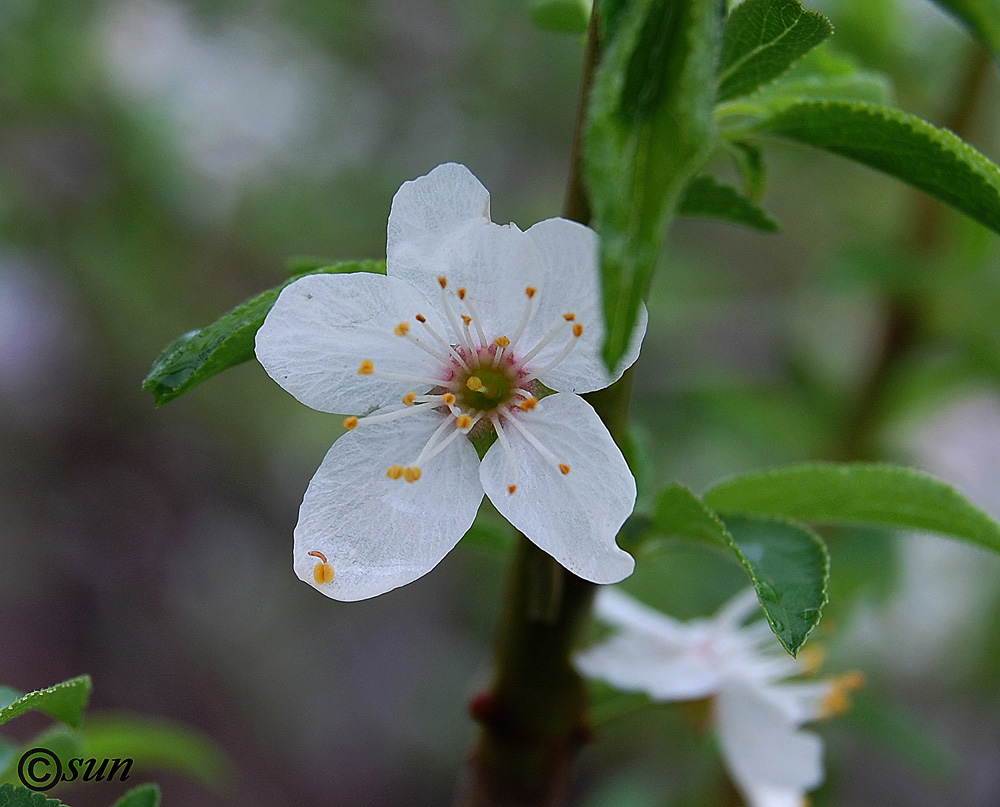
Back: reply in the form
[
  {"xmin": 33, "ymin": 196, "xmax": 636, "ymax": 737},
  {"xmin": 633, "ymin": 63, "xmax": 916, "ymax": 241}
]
[
  {"xmin": 704, "ymin": 462, "xmax": 1000, "ymax": 553},
  {"xmin": 677, "ymin": 174, "xmax": 780, "ymax": 231},
  {"xmin": 0, "ymin": 728, "xmax": 84, "ymax": 787},
  {"xmin": 530, "ymin": 0, "xmax": 590, "ymax": 34},
  {"xmin": 586, "ymin": 0, "xmax": 721, "ymax": 370},
  {"xmin": 0, "ymin": 785, "xmax": 64, "ymax": 807},
  {"xmin": 0, "ymin": 741, "xmax": 17, "ymax": 781},
  {"xmin": 718, "ymin": 0, "xmax": 833, "ymax": 102},
  {"xmin": 142, "ymin": 260, "xmax": 385, "ymax": 405},
  {"xmin": 111, "ymin": 785, "xmax": 162, "ymax": 807},
  {"xmin": 755, "ymin": 101, "xmax": 1000, "ymax": 234},
  {"xmin": 930, "ymin": 0, "xmax": 1000, "ymax": 57},
  {"xmin": 652, "ymin": 484, "xmax": 829, "ymax": 653},
  {"xmin": 82, "ymin": 714, "xmax": 233, "ymax": 791},
  {"xmin": 726, "ymin": 140, "xmax": 767, "ymax": 199},
  {"xmin": 0, "ymin": 676, "xmax": 91, "ymax": 730}
]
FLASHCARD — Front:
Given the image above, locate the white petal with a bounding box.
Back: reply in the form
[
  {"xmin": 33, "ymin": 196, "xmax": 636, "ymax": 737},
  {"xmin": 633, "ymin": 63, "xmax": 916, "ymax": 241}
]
[
  {"xmin": 255, "ymin": 272, "xmax": 451, "ymax": 414},
  {"xmin": 575, "ymin": 634, "xmax": 723, "ymax": 701},
  {"xmin": 594, "ymin": 588, "xmax": 690, "ymax": 645},
  {"xmin": 387, "ymin": 163, "xmax": 491, "ymax": 255},
  {"xmin": 480, "ymin": 392, "xmax": 635, "ymax": 583},
  {"xmin": 717, "ymin": 679, "xmax": 825, "ymax": 807},
  {"xmin": 521, "ymin": 218, "xmax": 647, "ymax": 394},
  {"xmin": 292, "ymin": 411, "xmax": 483, "ymax": 600}
]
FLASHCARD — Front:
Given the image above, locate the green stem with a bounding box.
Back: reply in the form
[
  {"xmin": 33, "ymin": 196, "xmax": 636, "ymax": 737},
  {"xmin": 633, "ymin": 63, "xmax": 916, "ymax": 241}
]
[{"xmin": 455, "ymin": 10, "xmax": 640, "ymax": 806}]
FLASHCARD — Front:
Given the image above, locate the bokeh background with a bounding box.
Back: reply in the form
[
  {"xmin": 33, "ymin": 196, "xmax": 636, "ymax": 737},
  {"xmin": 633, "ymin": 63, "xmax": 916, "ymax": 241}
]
[{"xmin": 2, "ymin": 0, "xmax": 1000, "ymax": 804}]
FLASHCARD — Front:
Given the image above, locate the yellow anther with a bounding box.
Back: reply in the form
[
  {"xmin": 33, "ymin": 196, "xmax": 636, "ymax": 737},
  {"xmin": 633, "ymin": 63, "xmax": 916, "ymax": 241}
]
[
  {"xmin": 563, "ymin": 312, "xmax": 576, "ymax": 321},
  {"xmin": 438, "ymin": 276, "xmax": 447, "ymax": 288},
  {"xmin": 458, "ymin": 288, "xmax": 467, "ymax": 299},
  {"xmin": 519, "ymin": 397, "xmax": 538, "ymax": 411},
  {"xmin": 559, "ymin": 463, "xmax": 571, "ymax": 475},
  {"xmin": 386, "ymin": 465, "xmax": 404, "ymax": 480},
  {"xmin": 494, "ymin": 335, "xmax": 510, "ymax": 348},
  {"xmin": 572, "ymin": 323, "xmax": 584, "ymax": 337},
  {"xmin": 466, "ymin": 376, "xmax": 484, "ymax": 391},
  {"xmin": 403, "ymin": 466, "xmax": 422, "ymax": 483},
  {"xmin": 395, "ymin": 322, "xmax": 410, "ymax": 336},
  {"xmin": 798, "ymin": 645, "xmax": 826, "ymax": 675},
  {"xmin": 308, "ymin": 551, "xmax": 334, "ymax": 585},
  {"xmin": 456, "ymin": 415, "xmax": 473, "ymax": 429},
  {"xmin": 343, "ymin": 416, "xmax": 359, "ymax": 430},
  {"xmin": 416, "ymin": 313, "xmax": 427, "ymax": 323},
  {"xmin": 402, "ymin": 392, "xmax": 417, "ymax": 406},
  {"xmin": 821, "ymin": 671, "xmax": 866, "ymax": 718},
  {"xmin": 358, "ymin": 360, "xmax": 374, "ymax": 375},
  {"xmin": 525, "ymin": 286, "xmax": 537, "ymax": 298},
  {"xmin": 442, "ymin": 393, "xmax": 457, "ymax": 405},
  {"xmin": 508, "ymin": 485, "xmax": 517, "ymax": 494},
  {"xmin": 461, "ymin": 314, "xmax": 472, "ymax": 325}
]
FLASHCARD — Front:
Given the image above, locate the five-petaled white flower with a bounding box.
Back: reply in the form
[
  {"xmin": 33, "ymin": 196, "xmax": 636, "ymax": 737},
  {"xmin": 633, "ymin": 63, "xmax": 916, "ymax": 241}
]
[
  {"xmin": 575, "ymin": 588, "xmax": 863, "ymax": 807},
  {"xmin": 255, "ymin": 163, "xmax": 646, "ymax": 601}
]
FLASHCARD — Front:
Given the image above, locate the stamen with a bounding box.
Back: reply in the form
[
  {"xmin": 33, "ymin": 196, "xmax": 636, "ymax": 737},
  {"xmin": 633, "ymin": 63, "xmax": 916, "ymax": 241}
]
[
  {"xmin": 403, "ymin": 467, "xmax": 422, "ymax": 482},
  {"xmin": 460, "ymin": 315, "xmax": 476, "ymax": 349},
  {"xmin": 438, "ymin": 278, "xmax": 473, "ymax": 352},
  {"xmin": 821, "ymin": 671, "xmax": 865, "ymax": 718},
  {"xmin": 402, "ymin": 392, "xmax": 417, "ymax": 406},
  {"xmin": 467, "ymin": 376, "xmax": 484, "ymax": 392},
  {"xmin": 563, "ymin": 313, "xmax": 575, "ymax": 321},
  {"xmin": 523, "ymin": 325, "xmax": 583, "ymax": 380},
  {"xmin": 343, "ymin": 416, "xmax": 359, "ymax": 430},
  {"xmin": 394, "ymin": 322, "xmax": 410, "ymax": 336},
  {"xmin": 308, "ymin": 551, "xmax": 335, "ymax": 584},
  {"xmin": 491, "ymin": 415, "xmax": 520, "ymax": 493},
  {"xmin": 492, "ymin": 335, "xmax": 510, "ymax": 368},
  {"xmin": 518, "ymin": 318, "xmax": 571, "ymax": 366},
  {"xmin": 460, "ymin": 291, "xmax": 489, "ymax": 347},
  {"xmin": 362, "ymin": 365, "xmax": 445, "ymax": 387},
  {"xmin": 509, "ymin": 286, "xmax": 538, "ymax": 349},
  {"xmin": 503, "ymin": 411, "xmax": 568, "ymax": 474},
  {"xmin": 386, "ymin": 465, "xmax": 404, "ymax": 479},
  {"xmin": 352, "ymin": 402, "xmax": 438, "ymax": 426},
  {"xmin": 519, "ymin": 396, "xmax": 538, "ymax": 411},
  {"xmin": 442, "ymin": 393, "xmax": 457, "ymax": 406},
  {"xmin": 414, "ymin": 313, "xmax": 469, "ymax": 370},
  {"xmin": 456, "ymin": 414, "xmax": 473, "ymax": 430}
]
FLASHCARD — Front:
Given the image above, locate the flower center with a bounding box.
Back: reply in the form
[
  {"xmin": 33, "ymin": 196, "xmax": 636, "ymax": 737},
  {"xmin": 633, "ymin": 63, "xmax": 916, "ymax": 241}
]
[
  {"xmin": 349, "ymin": 277, "xmax": 585, "ymax": 490},
  {"xmin": 462, "ymin": 365, "xmax": 514, "ymax": 412}
]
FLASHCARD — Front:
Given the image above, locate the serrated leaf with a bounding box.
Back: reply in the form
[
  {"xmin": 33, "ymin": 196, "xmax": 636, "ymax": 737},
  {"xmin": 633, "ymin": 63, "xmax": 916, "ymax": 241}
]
[
  {"xmin": 111, "ymin": 784, "xmax": 162, "ymax": 807},
  {"xmin": 652, "ymin": 484, "xmax": 829, "ymax": 654},
  {"xmin": 142, "ymin": 260, "xmax": 385, "ymax": 405},
  {"xmin": 755, "ymin": 101, "xmax": 1000, "ymax": 234},
  {"xmin": 82, "ymin": 714, "xmax": 233, "ymax": 791},
  {"xmin": 718, "ymin": 0, "xmax": 833, "ymax": 102},
  {"xmin": 931, "ymin": 0, "xmax": 1000, "ymax": 57},
  {"xmin": 0, "ymin": 786, "xmax": 64, "ymax": 807},
  {"xmin": 704, "ymin": 462, "xmax": 1000, "ymax": 553},
  {"xmin": 586, "ymin": 0, "xmax": 720, "ymax": 370},
  {"xmin": 0, "ymin": 677, "xmax": 91, "ymax": 730},
  {"xmin": 530, "ymin": 0, "xmax": 590, "ymax": 34},
  {"xmin": 677, "ymin": 174, "xmax": 780, "ymax": 231}
]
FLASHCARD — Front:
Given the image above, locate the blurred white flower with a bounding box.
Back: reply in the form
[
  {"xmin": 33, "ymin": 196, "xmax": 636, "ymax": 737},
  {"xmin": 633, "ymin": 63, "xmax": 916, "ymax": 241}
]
[
  {"xmin": 255, "ymin": 163, "xmax": 646, "ymax": 601},
  {"xmin": 576, "ymin": 588, "xmax": 863, "ymax": 807}
]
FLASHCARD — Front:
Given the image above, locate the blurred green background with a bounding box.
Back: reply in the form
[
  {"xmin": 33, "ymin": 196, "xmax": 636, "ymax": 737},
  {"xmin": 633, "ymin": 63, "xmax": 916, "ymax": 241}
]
[{"xmin": 1, "ymin": 0, "xmax": 999, "ymax": 804}]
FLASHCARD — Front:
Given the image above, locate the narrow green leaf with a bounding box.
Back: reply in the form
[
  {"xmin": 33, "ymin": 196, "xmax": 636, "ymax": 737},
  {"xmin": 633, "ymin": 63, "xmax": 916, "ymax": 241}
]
[
  {"xmin": 530, "ymin": 0, "xmax": 590, "ymax": 34},
  {"xmin": 756, "ymin": 101, "xmax": 1000, "ymax": 234},
  {"xmin": 705, "ymin": 462, "xmax": 1000, "ymax": 553},
  {"xmin": 677, "ymin": 175, "xmax": 780, "ymax": 231},
  {"xmin": 82, "ymin": 714, "xmax": 233, "ymax": 791},
  {"xmin": 587, "ymin": 0, "xmax": 720, "ymax": 370},
  {"xmin": 0, "ymin": 676, "xmax": 91, "ymax": 730},
  {"xmin": 111, "ymin": 785, "xmax": 162, "ymax": 807},
  {"xmin": 653, "ymin": 484, "xmax": 829, "ymax": 653},
  {"xmin": 718, "ymin": 0, "xmax": 833, "ymax": 102},
  {"xmin": 0, "ymin": 785, "xmax": 64, "ymax": 807},
  {"xmin": 142, "ymin": 260, "xmax": 385, "ymax": 405},
  {"xmin": 930, "ymin": 0, "xmax": 1000, "ymax": 58},
  {"xmin": 726, "ymin": 140, "xmax": 767, "ymax": 199}
]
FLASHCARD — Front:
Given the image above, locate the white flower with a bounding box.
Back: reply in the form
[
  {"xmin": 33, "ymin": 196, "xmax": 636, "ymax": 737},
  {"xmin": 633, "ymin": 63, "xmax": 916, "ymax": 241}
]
[
  {"xmin": 255, "ymin": 163, "xmax": 646, "ymax": 601},
  {"xmin": 575, "ymin": 588, "xmax": 863, "ymax": 807}
]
